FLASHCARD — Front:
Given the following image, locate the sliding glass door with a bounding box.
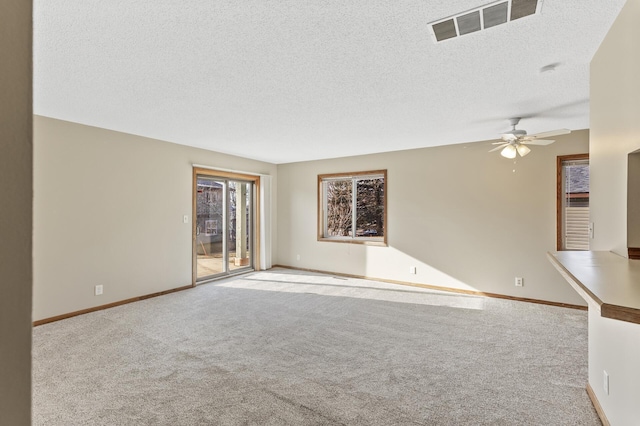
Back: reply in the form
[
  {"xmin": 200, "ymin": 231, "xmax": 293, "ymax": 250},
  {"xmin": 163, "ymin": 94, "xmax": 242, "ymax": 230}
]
[
  {"xmin": 195, "ymin": 176, "xmax": 226, "ymax": 278},
  {"xmin": 194, "ymin": 170, "xmax": 255, "ymax": 282}
]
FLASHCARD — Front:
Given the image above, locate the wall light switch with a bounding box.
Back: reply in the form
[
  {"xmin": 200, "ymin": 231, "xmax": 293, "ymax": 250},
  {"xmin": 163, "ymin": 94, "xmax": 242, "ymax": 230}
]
[
  {"xmin": 604, "ymin": 370, "xmax": 609, "ymax": 395},
  {"xmin": 409, "ymin": 266, "xmax": 417, "ymax": 274},
  {"xmin": 183, "ymin": 215, "xmax": 189, "ymax": 224},
  {"xmin": 589, "ymin": 222, "xmax": 594, "ymax": 239}
]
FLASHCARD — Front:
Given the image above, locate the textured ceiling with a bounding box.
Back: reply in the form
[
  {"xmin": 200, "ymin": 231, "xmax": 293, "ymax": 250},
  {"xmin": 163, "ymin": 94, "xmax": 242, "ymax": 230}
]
[{"xmin": 33, "ymin": 1, "xmax": 626, "ymax": 164}]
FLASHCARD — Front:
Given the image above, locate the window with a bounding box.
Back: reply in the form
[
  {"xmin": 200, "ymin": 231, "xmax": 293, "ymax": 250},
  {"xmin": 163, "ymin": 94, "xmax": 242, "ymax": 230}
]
[
  {"xmin": 205, "ymin": 219, "xmax": 218, "ymax": 236},
  {"xmin": 318, "ymin": 170, "xmax": 386, "ymax": 245},
  {"xmin": 557, "ymin": 154, "xmax": 590, "ymax": 250}
]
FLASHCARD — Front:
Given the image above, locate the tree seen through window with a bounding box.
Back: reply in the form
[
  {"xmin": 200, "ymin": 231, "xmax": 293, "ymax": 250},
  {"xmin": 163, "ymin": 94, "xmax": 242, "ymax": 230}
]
[{"xmin": 320, "ymin": 171, "xmax": 386, "ymax": 244}]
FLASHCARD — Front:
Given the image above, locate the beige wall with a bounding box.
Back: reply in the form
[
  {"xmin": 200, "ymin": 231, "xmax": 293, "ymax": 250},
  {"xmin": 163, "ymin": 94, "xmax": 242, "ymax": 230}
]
[
  {"xmin": 0, "ymin": 0, "xmax": 32, "ymax": 424},
  {"xmin": 33, "ymin": 116, "xmax": 277, "ymax": 321},
  {"xmin": 277, "ymin": 131, "xmax": 589, "ymax": 306},
  {"xmin": 588, "ymin": 0, "xmax": 640, "ymax": 423},
  {"xmin": 590, "ymin": 0, "xmax": 640, "ymax": 256},
  {"xmin": 588, "ymin": 309, "xmax": 640, "ymax": 425}
]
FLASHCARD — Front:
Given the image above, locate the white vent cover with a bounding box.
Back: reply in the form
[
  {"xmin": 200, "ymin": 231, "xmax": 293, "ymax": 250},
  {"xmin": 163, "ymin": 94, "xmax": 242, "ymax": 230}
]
[{"xmin": 429, "ymin": 0, "xmax": 543, "ymax": 43}]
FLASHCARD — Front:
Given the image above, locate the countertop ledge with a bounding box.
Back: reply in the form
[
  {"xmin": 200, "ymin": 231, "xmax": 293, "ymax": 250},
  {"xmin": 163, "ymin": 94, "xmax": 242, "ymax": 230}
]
[{"xmin": 548, "ymin": 251, "xmax": 640, "ymax": 325}]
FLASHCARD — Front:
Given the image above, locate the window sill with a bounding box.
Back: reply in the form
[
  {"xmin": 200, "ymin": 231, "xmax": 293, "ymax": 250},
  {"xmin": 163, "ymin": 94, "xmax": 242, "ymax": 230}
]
[{"xmin": 317, "ymin": 237, "xmax": 387, "ymax": 247}]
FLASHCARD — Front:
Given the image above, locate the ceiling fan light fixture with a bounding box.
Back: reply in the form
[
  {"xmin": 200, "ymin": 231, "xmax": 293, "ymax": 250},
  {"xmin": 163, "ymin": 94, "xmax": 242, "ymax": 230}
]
[
  {"xmin": 516, "ymin": 144, "xmax": 531, "ymax": 157},
  {"xmin": 491, "ymin": 117, "xmax": 570, "ymax": 159},
  {"xmin": 501, "ymin": 145, "xmax": 517, "ymax": 159}
]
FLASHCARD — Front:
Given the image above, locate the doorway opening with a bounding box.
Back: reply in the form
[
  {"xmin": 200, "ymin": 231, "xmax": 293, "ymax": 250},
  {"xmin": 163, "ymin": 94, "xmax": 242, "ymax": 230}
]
[{"xmin": 193, "ymin": 168, "xmax": 259, "ymax": 282}]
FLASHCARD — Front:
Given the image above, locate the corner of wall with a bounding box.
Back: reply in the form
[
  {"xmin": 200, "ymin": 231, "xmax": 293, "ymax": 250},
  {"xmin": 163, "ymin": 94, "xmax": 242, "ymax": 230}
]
[
  {"xmin": 0, "ymin": 0, "xmax": 33, "ymax": 423},
  {"xmin": 590, "ymin": 0, "xmax": 640, "ymax": 255}
]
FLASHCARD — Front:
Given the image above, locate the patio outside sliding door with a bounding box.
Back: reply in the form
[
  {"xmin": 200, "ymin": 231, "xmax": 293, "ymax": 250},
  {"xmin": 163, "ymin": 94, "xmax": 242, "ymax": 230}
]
[{"xmin": 194, "ymin": 170, "xmax": 255, "ymax": 282}]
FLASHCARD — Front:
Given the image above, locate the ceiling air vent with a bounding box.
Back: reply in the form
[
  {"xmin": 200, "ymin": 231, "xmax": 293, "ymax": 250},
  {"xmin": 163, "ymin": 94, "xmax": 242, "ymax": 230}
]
[{"xmin": 429, "ymin": 0, "xmax": 543, "ymax": 43}]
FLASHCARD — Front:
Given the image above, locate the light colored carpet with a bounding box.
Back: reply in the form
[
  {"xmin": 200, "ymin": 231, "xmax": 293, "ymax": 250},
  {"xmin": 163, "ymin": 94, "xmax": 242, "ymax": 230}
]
[{"xmin": 32, "ymin": 268, "xmax": 599, "ymax": 425}]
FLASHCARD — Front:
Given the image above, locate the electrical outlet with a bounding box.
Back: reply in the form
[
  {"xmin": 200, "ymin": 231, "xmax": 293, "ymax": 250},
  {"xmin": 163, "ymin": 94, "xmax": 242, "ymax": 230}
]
[
  {"xmin": 296, "ymin": 254, "xmax": 301, "ymax": 261},
  {"xmin": 515, "ymin": 277, "xmax": 524, "ymax": 287},
  {"xmin": 409, "ymin": 266, "xmax": 417, "ymax": 274},
  {"xmin": 604, "ymin": 370, "xmax": 609, "ymax": 395},
  {"xmin": 95, "ymin": 285, "xmax": 103, "ymax": 296}
]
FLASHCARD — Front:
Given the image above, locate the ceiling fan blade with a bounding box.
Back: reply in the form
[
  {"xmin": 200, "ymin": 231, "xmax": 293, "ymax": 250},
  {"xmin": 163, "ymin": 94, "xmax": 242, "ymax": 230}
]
[
  {"xmin": 489, "ymin": 144, "xmax": 508, "ymax": 152},
  {"xmin": 526, "ymin": 129, "xmax": 571, "ymax": 139},
  {"xmin": 521, "ymin": 139, "xmax": 555, "ymax": 146},
  {"xmin": 492, "ymin": 141, "xmax": 507, "ymax": 145}
]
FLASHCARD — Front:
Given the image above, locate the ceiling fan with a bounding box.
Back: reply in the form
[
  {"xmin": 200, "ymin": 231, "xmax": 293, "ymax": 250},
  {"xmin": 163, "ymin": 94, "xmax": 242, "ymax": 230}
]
[{"xmin": 489, "ymin": 117, "xmax": 571, "ymax": 158}]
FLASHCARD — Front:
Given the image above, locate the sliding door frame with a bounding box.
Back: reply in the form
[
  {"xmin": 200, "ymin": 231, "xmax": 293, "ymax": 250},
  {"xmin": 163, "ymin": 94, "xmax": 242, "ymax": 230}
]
[{"xmin": 192, "ymin": 167, "xmax": 261, "ymax": 284}]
